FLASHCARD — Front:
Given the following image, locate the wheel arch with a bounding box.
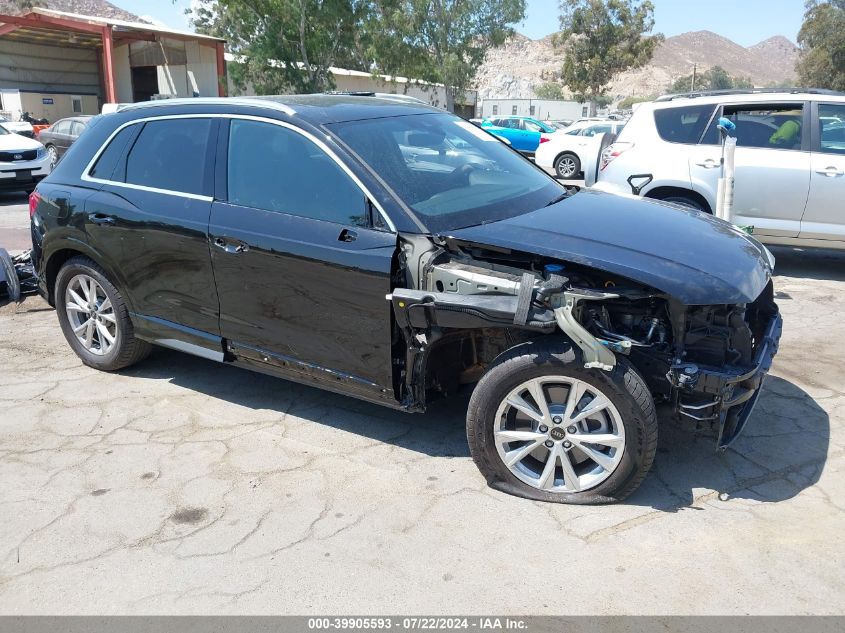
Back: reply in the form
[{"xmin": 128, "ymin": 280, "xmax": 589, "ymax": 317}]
[
  {"xmin": 645, "ymin": 186, "xmax": 712, "ymax": 213},
  {"xmin": 43, "ymin": 240, "xmax": 134, "ymax": 311}
]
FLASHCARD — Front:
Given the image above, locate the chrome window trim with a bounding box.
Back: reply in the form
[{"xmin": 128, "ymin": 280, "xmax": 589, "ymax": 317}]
[{"xmin": 81, "ymin": 113, "xmax": 396, "ymax": 231}]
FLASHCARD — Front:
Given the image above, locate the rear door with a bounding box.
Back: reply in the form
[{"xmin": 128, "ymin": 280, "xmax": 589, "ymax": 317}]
[
  {"xmin": 800, "ymin": 102, "xmax": 845, "ymax": 242},
  {"xmin": 692, "ymin": 101, "xmax": 810, "ymax": 236},
  {"xmin": 208, "ymin": 117, "xmax": 397, "ymax": 400},
  {"xmin": 82, "ymin": 116, "xmax": 221, "ymax": 340}
]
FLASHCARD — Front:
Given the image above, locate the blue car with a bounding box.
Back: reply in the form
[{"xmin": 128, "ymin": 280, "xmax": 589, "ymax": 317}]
[{"xmin": 481, "ymin": 116, "xmax": 557, "ymax": 154}]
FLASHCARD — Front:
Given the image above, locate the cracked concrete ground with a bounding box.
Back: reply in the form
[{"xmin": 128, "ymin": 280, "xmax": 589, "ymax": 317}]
[{"xmin": 0, "ymin": 203, "xmax": 843, "ymax": 613}]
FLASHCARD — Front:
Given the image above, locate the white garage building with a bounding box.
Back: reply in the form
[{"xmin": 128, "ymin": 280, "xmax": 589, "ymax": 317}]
[{"xmin": 0, "ymin": 7, "xmax": 227, "ymax": 122}]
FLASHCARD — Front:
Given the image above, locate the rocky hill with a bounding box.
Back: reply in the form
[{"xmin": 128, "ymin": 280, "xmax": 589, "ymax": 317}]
[
  {"xmin": 0, "ymin": 1, "xmax": 144, "ymax": 22},
  {"xmin": 475, "ymin": 30, "xmax": 799, "ymax": 102}
]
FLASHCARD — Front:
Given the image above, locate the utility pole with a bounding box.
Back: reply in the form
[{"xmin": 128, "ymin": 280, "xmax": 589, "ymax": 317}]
[{"xmin": 691, "ymin": 64, "xmax": 697, "ymax": 92}]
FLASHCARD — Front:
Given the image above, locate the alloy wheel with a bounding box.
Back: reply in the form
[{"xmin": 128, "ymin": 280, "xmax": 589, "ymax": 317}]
[
  {"xmin": 65, "ymin": 274, "xmax": 118, "ymax": 356},
  {"xmin": 493, "ymin": 376, "xmax": 625, "ymax": 493},
  {"xmin": 556, "ymin": 156, "xmax": 577, "ymax": 178},
  {"xmin": 47, "ymin": 145, "xmax": 58, "ymax": 169}
]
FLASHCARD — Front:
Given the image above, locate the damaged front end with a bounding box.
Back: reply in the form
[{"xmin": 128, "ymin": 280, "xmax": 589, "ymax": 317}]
[
  {"xmin": 0, "ymin": 248, "xmax": 37, "ymax": 307},
  {"xmin": 389, "ymin": 235, "xmax": 781, "ymax": 450}
]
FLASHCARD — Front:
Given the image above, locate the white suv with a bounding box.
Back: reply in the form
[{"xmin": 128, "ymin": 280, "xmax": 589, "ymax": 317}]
[{"xmin": 592, "ymin": 90, "xmax": 845, "ymax": 250}]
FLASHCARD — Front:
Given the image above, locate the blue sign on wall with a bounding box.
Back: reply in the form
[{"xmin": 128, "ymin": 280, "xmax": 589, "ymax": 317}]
[{"xmin": 42, "ymin": 98, "xmax": 54, "ymax": 105}]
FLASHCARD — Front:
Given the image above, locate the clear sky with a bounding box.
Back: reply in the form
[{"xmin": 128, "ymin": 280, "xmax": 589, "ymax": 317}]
[{"xmin": 112, "ymin": 0, "xmax": 806, "ymax": 47}]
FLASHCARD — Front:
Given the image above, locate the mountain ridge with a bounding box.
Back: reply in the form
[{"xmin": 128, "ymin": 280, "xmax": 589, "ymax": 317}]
[{"xmin": 474, "ymin": 29, "xmax": 800, "ymax": 101}]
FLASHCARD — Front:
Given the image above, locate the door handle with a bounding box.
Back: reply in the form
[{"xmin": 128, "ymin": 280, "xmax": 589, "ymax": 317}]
[
  {"xmin": 88, "ymin": 213, "xmax": 115, "ymax": 225},
  {"xmin": 815, "ymin": 167, "xmax": 844, "ymax": 177},
  {"xmin": 338, "ymin": 228, "xmax": 358, "ymax": 243},
  {"xmin": 695, "ymin": 159, "xmax": 720, "ymax": 169},
  {"xmin": 213, "ymin": 237, "xmax": 250, "ymax": 254}
]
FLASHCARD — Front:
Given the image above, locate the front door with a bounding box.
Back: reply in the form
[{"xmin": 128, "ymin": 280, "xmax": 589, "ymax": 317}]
[
  {"xmin": 209, "ymin": 117, "xmax": 396, "ymax": 399},
  {"xmin": 83, "ymin": 117, "xmax": 220, "ymax": 338},
  {"xmin": 690, "ymin": 102, "xmax": 811, "ymax": 237},
  {"xmin": 801, "ymin": 102, "xmax": 845, "ymax": 242}
]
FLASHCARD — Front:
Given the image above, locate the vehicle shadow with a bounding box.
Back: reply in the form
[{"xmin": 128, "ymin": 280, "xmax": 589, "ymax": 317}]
[
  {"xmin": 769, "ymin": 245, "xmax": 845, "ymax": 282},
  {"xmin": 124, "ymin": 351, "xmax": 828, "ymax": 512}
]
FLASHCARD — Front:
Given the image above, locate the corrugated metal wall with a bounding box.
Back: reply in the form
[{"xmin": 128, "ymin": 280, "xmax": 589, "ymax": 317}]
[{"xmin": 0, "ymin": 40, "xmax": 100, "ymax": 95}]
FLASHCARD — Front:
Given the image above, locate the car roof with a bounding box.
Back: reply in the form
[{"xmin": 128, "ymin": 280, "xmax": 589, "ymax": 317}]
[
  {"xmin": 56, "ymin": 116, "xmax": 95, "ymax": 123},
  {"xmin": 118, "ymin": 94, "xmax": 442, "ymax": 125},
  {"xmin": 651, "ymin": 89, "xmax": 845, "ymax": 109}
]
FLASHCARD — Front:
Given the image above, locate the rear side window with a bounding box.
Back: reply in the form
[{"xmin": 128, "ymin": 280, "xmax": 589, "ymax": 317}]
[
  {"xmin": 723, "ymin": 104, "xmax": 805, "ymax": 150},
  {"xmin": 89, "ymin": 124, "xmax": 139, "ymax": 180},
  {"xmin": 226, "ymin": 119, "xmax": 367, "ymax": 226},
  {"xmin": 124, "ymin": 118, "xmax": 212, "ymax": 195},
  {"xmin": 654, "ymin": 104, "xmax": 716, "ymax": 144}
]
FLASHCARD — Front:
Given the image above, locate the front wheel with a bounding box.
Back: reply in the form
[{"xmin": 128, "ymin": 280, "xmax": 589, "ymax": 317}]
[
  {"xmin": 46, "ymin": 144, "xmax": 58, "ymax": 170},
  {"xmin": 466, "ymin": 340, "xmax": 657, "ymax": 504}
]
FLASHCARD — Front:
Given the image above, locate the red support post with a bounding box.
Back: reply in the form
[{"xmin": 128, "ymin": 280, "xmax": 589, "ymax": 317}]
[
  {"xmin": 216, "ymin": 41, "xmax": 227, "ymax": 97},
  {"xmin": 101, "ymin": 26, "xmax": 117, "ymax": 104}
]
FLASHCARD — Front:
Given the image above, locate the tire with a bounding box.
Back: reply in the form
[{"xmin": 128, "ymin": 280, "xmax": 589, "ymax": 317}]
[
  {"xmin": 46, "ymin": 144, "xmax": 58, "ymax": 170},
  {"xmin": 466, "ymin": 338, "xmax": 657, "ymax": 504},
  {"xmin": 55, "ymin": 256, "xmax": 151, "ymax": 371},
  {"xmin": 554, "ymin": 152, "xmax": 581, "ymax": 179},
  {"xmin": 654, "ymin": 194, "xmax": 708, "ymax": 213}
]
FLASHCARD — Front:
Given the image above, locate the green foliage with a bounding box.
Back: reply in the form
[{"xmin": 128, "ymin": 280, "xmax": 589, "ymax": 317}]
[
  {"xmin": 667, "ymin": 66, "xmax": 753, "ymax": 93},
  {"xmin": 192, "ymin": 0, "xmax": 526, "ymax": 103},
  {"xmin": 191, "ymin": 0, "xmax": 368, "ymax": 94},
  {"xmin": 617, "ymin": 95, "xmax": 653, "ymax": 109},
  {"xmin": 797, "ymin": 0, "xmax": 845, "ymax": 91},
  {"xmin": 370, "ymin": 1, "xmax": 526, "ymax": 109},
  {"xmin": 534, "ymin": 82, "xmax": 566, "ymax": 99},
  {"xmin": 554, "ymin": 0, "xmax": 663, "ymax": 114}
]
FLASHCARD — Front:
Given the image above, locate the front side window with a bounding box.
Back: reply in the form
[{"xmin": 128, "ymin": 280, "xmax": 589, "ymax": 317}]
[
  {"xmin": 124, "ymin": 118, "xmax": 212, "ymax": 195},
  {"xmin": 819, "ymin": 104, "xmax": 845, "ymax": 155},
  {"xmin": 53, "ymin": 120, "xmax": 72, "ymax": 135},
  {"xmin": 524, "ymin": 120, "xmax": 543, "ymax": 133},
  {"xmin": 227, "ymin": 119, "xmax": 367, "ymax": 227},
  {"xmin": 654, "ymin": 104, "xmax": 716, "ymax": 144},
  {"xmin": 329, "ymin": 112, "xmax": 562, "ymax": 232}
]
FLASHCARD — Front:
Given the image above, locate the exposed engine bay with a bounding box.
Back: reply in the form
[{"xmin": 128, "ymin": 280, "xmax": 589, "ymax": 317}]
[{"xmin": 390, "ymin": 235, "xmax": 781, "ymax": 449}]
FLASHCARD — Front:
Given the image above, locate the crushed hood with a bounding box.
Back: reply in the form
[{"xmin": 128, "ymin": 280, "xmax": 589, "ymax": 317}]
[{"xmin": 447, "ymin": 189, "xmax": 773, "ymax": 305}]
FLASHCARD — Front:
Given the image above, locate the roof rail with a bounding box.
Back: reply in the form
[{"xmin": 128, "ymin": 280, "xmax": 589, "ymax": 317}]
[{"xmin": 655, "ymin": 88, "xmax": 845, "ymax": 102}]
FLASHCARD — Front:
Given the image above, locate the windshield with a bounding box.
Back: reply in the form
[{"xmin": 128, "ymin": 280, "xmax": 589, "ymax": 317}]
[{"xmin": 329, "ymin": 113, "xmax": 563, "ymax": 232}]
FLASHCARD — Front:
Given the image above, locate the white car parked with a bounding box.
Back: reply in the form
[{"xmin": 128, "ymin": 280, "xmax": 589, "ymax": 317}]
[
  {"xmin": 536, "ymin": 120, "xmax": 625, "ymax": 179},
  {"xmin": 0, "ymin": 124, "xmax": 50, "ymax": 193},
  {"xmin": 593, "ymin": 89, "xmax": 845, "ymax": 250},
  {"xmin": 0, "ymin": 115, "xmax": 34, "ymax": 138}
]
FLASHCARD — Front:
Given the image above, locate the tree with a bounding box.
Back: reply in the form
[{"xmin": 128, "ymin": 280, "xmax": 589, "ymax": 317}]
[
  {"xmin": 534, "ymin": 82, "xmax": 566, "ymax": 99},
  {"xmin": 370, "ymin": 1, "xmax": 526, "ymax": 112},
  {"xmin": 617, "ymin": 95, "xmax": 653, "ymax": 109},
  {"xmin": 667, "ymin": 66, "xmax": 754, "ymax": 94},
  {"xmin": 192, "ymin": 1, "xmax": 525, "ymax": 108},
  {"xmin": 553, "ymin": 0, "xmax": 663, "ymax": 115},
  {"xmin": 191, "ymin": 1, "xmax": 370, "ymax": 95},
  {"xmin": 796, "ymin": 0, "xmax": 845, "ymax": 91}
]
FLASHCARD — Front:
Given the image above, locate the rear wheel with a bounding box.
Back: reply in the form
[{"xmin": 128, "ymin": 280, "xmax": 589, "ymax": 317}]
[
  {"xmin": 554, "ymin": 153, "xmax": 581, "ymax": 179},
  {"xmin": 654, "ymin": 194, "xmax": 708, "ymax": 213},
  {"xmin": 55, "ymin": 257, "xmax": 151, "ymax": 371},
  {"xmin": 466, "ymin": 339, "xmax": 657, "ymax": 504}
]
